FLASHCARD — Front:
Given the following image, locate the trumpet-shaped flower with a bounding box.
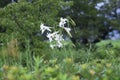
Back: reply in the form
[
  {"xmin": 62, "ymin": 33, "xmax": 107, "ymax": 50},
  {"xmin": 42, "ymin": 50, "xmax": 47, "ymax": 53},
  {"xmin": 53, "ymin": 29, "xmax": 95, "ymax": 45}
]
[
  {"xmin": 58, "ymin": 17, "xmax": 72, "ymax": 37},
  {"xmin": 46, "ymin": 33, "xmax": 53, "ymax": 42},
  {"xmin": 46, "ymin": 31, "xmax": 59, "ymax": 42},
  {"xmin": 40, "ymin": 23, "xmax": 51, "ymax": 34},
  {"xmin": 59, "ymin": 17, "xmax": 68, "ymax": 27},
  {"xmin": 47, "ymin": 32, "xmax": 64, "ymax": 48},
  {"xmin": 54, "ymin": 34, "xmax": 64, "ymax": 42}
]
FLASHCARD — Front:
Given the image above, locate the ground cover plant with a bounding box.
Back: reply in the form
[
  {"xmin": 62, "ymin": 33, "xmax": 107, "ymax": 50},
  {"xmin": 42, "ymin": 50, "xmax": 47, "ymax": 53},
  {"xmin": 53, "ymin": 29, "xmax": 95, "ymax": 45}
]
[{"xmin": 0, "ymin": 38, "xmax": 120, "ymax": 80}]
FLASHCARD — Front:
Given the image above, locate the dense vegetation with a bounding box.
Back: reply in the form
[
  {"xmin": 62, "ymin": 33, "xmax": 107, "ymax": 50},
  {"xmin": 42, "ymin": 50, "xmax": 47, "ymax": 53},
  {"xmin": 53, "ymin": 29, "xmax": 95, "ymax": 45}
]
[{"xmin": 0, "ymin": 0, "xmax": 120, "ymax": 80}]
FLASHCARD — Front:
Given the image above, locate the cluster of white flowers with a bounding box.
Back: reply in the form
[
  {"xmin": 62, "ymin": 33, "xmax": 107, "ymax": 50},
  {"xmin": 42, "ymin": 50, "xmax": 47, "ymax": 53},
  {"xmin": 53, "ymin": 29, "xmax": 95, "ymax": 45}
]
[{"xmin": 40, "ymin": 17, "xmax": 72, "ymax": 49}]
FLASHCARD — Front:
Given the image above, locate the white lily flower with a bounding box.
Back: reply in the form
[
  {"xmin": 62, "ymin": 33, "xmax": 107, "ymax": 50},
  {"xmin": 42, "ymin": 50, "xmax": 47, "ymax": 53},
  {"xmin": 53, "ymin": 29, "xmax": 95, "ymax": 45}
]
[
  {"xmin": 40, "ymin": 23, "xmax": 51, "ymax": 34},
  {"xmin": 46, "ymin": 31, "xmax": 59, "ymax": 42},
  {"xmin": 46, "ymin": 33, "xmax": 53, "ymax": 42},
  {"xmin": 59, "ymin": 17, "xmax": 68, "ymax": 27},
  {"xmin": 64, "ymin": 27, "xmax": 72, "ymax": 37},
  {"xmin": 54, "ymin": 34, "xmax": 64, "ymax": 42}
]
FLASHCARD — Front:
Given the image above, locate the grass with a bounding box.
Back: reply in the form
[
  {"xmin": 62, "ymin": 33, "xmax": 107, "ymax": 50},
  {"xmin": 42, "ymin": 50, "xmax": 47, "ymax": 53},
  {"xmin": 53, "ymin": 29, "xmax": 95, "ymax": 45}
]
[{"xmin": 0, "ymin": 38, "xmax": 120, "ymax": 80}]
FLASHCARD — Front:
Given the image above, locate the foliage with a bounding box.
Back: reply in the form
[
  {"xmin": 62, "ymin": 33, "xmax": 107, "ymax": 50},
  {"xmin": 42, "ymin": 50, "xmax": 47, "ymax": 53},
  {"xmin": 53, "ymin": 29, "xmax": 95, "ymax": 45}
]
[
  {"xmin": 0, "ymin": 0, "xmax": 11, "ymax": 7},
  {"xmin": 0, "ymin": 0, "xmax": 120, "ymax": 80},
  {"xmin": 0, "ymin": 0, "xmax": 73, "ymax": 54},
  {"xmin": 94, "ymin": 40, "xmax": 120, "ymax": 59},
  {"xmin": 0, "ymin": 40, "xmax": 120, "ymax": 80},
  {"xmin": 96, "ymin": 40, "xmax": 120, "ymax": 48},
  {"xmin": 59, "ymin": 0, "xmax": 120, "ymax": 46}
]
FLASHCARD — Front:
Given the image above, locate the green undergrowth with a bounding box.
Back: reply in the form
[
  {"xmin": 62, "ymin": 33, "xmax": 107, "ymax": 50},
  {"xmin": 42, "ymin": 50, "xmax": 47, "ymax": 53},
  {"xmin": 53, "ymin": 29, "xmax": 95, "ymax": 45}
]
[{"xmin": 0, "ymin": 39, "xmax": 120, "ymax": 80}]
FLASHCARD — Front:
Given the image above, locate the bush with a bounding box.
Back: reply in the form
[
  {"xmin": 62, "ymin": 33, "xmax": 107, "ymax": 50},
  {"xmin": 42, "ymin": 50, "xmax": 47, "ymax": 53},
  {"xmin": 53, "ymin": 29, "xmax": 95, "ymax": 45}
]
[{"xmin": 0, "ymin": 0, "xmax": 71, "ymax": 55}]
